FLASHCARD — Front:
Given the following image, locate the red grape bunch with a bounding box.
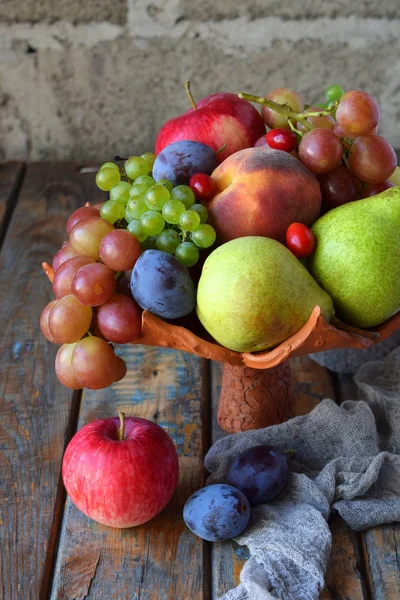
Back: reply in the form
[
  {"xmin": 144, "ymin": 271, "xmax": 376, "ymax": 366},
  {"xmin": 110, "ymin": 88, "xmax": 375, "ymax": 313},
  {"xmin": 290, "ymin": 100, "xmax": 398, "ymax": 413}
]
[{"xmin": 241, "ymin": 85, "xmax": 397, "ymax": 211}]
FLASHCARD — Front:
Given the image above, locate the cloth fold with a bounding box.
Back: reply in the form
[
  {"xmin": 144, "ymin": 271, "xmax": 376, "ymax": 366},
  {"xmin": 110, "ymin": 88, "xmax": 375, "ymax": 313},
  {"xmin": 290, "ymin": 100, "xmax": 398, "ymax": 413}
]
[{"xmin": 204, "ymin": 347, "xmax": 400, "ymax": 600}]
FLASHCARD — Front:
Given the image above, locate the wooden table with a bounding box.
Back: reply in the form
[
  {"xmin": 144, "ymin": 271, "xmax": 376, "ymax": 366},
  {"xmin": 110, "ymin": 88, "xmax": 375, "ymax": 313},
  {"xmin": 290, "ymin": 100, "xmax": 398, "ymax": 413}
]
[{"xmin": 0, "ymin": 161, "xmax": 399, "ymax": 600}]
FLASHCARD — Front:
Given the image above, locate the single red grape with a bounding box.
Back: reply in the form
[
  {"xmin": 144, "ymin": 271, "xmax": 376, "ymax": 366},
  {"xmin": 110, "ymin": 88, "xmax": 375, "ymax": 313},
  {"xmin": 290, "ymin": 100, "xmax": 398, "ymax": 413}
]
[
  {"xmin": 360, "ymin": 180, "xmax": 394, "ymax": 198},
  {"xmin": 318, "ymin": 165, "xmax": 358, "ymax": 209},
  {"xmin": 286, "ymin": 223, "xmax": 315, "ymax": 258},
  {"xmin": 266, "ymin": 128, "xmax": 297, "ymax": 152},
  {"xmin": 348, "ymin": 135, "xmax": 397, "ymax": 184},
  {"xmin": 261, "ymin": 88, "xmax": 304, "ymax": 130},
  {"xmin": 99, "ymin": 229, "xmax": 141, "ymax": 271},
  {"xmin": 97, "ymin": 294, "xmax": 142, "ymax": 344},
  {"xmin": 299, "ymin": 128, "xmax": 343, "ymax": 174},
  {"xmin": 66, "ymin": 206, "xmax": 100, "ymax": 234},
  {"xmin": 336, "ymin": 90, "xmax": 380, "ymax": 136},
  {"xmin": 189, "ymin": 173, "xmax": 216, "ymax": 202}
]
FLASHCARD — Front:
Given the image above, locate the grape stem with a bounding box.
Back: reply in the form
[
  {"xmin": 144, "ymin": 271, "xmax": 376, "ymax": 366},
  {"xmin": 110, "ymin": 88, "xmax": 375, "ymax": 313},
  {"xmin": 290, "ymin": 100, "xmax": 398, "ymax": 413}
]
[
  {"xmin": 118, "ymin": 411, "xmax": 126, "ymax": 441},
  {"xmin": 288, "ymin": 120, "xmax": 304, "ymax": 137},
  {"xmin": 185, "ymin": 80, "xmax": 197, "ymax": 110},
  {"xmin": 238, "ymin": 92, "xmax": 335, "ymax": 131}
]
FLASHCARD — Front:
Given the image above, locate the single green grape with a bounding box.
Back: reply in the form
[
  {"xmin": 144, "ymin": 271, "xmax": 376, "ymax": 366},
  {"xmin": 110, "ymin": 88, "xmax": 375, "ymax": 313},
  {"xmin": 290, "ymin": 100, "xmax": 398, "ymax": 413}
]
[
  {"xmin": 140, "ymin": 210, "xmax": 165, "ymax": 236},
  {"xmin": 130, "ymin": 183, "xmax": 149, "ymax": 198},
  {"xmin": 155, "ymin": 179, "xmax": 174, "ymax": 192},
  {"xmin": 96, "ymin": 167, "xmax": 121, "ymax": 191},
  {"xmin": 125, "ymin": 156, "xmax": 149, "ymax": 180},
  {"xmin": 171, "ymin": 185, "xmax": 196, "ymax": 209},
  {"xmin": 127, "ymin": 219, "xmax": 147, "ymax": 242},
  {"xmin": 325, "ymin": 84, "xmax": 344, "ymax": 103},
  {"xmin": 156, "ymin": 229, "xmax": 181, "ymax": 254},
  {"xmin": 141, "ymin": 235, "xmax": 158, "ymax": 250},
  {"xmin": 145, "ymin": 185, "xmax": 170, "ymax": 210},
  {"xmin": 100, "ymin": 200, "xmax": 125, "ymax": 224},
  {"xmin": 191, "ymin": 224, "xmax": 216, "ymax": 248},
  {"xmin": 109, "ymin": 181, "xmax": 132, "ymax": 206},
  {"xmin": 180, "ymin": 210, "xmax": 201, "ymax": 232},
  {"xmin": 175, "ymin": 242, "xmax": 199, "ymax": 267},
  {"xmin": 100, "ymin": 161, "xmax": 120, "ymax": 172},
  {"xmin": 141, "ymin": 152, "xmax": 156, "ymax": 171},
  {"xmin": 125, "ymin": 196, "xmax": 148, "ymax": 222},
  {"xmin": 135, "ymin": 175, "xmax": 155, "ymax": 190},
  {"xmin": 190, "ymin": 203, "xmax": 208, "ymax": 223},
  {"xmin": 162, "ymin": 200, "xmax": 186, "ymax": 224}
]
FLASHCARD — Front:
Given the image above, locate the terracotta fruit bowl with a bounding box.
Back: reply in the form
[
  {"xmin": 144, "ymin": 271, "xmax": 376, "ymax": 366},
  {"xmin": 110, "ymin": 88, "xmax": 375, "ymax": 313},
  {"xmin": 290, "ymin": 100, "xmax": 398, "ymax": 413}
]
[
  {"xmin": 134, "ymin": 306, "xmax": 400, "ymax": 433},
  {"xmin": 43, "ymin": 262, "xmax": 400, "ymax": 434}
]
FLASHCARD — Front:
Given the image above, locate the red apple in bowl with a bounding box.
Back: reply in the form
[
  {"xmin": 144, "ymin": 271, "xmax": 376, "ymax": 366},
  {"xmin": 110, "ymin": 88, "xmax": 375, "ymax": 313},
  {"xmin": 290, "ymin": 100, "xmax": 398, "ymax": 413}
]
[
  {"xmin": 155, "ymin": 92, "xmax": 265, "ymax": 163},
  {"xmin": 62, "ymin": 413, "xmax": 179, "ymax": 527}
]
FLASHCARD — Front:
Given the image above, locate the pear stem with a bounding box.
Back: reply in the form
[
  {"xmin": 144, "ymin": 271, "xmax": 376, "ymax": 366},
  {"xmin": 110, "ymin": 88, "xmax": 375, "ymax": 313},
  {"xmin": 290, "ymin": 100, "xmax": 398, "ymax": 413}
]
[
  {"xmin": 118, "ymin": 411, "xmax": 126, "ymax": 441},
  {"xmin": 185, "ymin": 80, "xmax": 197, "ymax": 110}
]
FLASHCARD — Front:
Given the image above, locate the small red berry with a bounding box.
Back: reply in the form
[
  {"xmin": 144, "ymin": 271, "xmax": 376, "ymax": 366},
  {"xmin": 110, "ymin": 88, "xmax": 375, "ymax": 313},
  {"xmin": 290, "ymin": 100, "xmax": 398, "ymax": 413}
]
[
  {"xmin": 189, "ymin": 173, "xmax": 216, "ymax": 202},
  {"xmin": 286, "ymin": 223, "xmax": 315, "ymax": 258},
  {"xmin": 266, "ymin": 129, "xmax": 298, "ymax": 153}
]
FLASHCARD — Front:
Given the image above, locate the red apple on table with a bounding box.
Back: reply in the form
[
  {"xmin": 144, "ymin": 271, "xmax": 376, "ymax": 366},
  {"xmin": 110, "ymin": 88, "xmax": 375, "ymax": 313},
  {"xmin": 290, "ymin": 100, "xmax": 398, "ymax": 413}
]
[
  {"xmin": 62, "ymin": 413, "xmax": 179, "ymax": 528},
  {"xmin": 156, "ymin": 91, "xmax": 265, "ymax": 163},
  {"xmin": 207, "ymin": 147, "xmax": 322, "ymax": 243}
]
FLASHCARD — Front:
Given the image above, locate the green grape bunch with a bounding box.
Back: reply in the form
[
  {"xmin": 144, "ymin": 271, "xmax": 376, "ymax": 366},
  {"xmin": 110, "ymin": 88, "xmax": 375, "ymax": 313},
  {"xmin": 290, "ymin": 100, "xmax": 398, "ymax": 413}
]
[{"xmin": 95, "ymin": 154, "xmax": 217, "ymax": 268}]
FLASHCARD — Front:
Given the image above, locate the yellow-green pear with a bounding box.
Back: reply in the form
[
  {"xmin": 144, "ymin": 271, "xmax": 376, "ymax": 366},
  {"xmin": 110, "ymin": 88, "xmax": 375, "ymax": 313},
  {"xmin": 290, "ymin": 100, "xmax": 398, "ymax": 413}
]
[
  {"xmin": 307, "ymin": 187, "xmax": 400, "ymax": 328},
  {"xmin": 196, "ymin": 236, "xmax": 334, "ymax": 352}
]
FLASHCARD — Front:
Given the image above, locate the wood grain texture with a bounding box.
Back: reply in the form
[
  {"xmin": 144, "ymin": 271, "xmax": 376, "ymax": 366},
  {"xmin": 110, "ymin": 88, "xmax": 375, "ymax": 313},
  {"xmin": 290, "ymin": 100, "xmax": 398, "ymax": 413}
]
[
  {"xmin": 51, "ymin": 346, "xmax": 210, "ymax": 600},
  {"xmin": 362, "ymin": 524, "xmax": 400, "ymax": 599},
  {"xmin": 0, "ymin": 162, "xmax": 25, "ymax": 247},
  {"xmin": 210, "ymin": 357, "xmax": 366, "ymax": 599},
  {"xmin": 0, "ymin": 162, "xmax": 97, "ymax": 600},
  {"xmin": 336, "ymin": 374, "xmax": 400, "ymax": 600}
]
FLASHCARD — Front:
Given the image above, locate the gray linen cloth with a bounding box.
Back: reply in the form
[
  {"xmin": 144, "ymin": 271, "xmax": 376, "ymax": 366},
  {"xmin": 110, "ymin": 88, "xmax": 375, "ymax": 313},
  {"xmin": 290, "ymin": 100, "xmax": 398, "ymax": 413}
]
[{"xmin": 204, "ymin": 347, "xmax": 400, "ymax": 600}]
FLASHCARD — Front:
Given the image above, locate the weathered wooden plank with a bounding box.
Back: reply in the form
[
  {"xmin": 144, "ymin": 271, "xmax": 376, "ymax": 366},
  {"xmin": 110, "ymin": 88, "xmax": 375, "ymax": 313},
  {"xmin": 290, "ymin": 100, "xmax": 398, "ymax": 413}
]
[
  {"xmin": 336, "ymin": 374, "xmax": 400, "ymax": 600},
  {"xmin": 51, "ymin": 346, "xmax": 211, "ymax": 600},
  {"xmin": 0, "ymin": 162, "xmax": 100, "ymax": 600},
  {"xmin": 0, "ymin": 162, "xmax": 25, "ymax": 247},
  {"xmin": 210, "ymin": 357, "xmax": 366, "ymax": 599},
  {"xmin": 362, "ymin": 525, "xmax": 400, "ymax": 600},
  {"xmin": 324, "ymin": 517, "xmax": 367, "ymax": 599}
]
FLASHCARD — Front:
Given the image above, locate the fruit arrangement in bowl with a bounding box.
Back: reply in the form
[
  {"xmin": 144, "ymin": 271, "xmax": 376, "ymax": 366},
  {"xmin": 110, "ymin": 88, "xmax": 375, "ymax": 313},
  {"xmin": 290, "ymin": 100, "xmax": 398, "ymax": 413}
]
[{"xmin": 40, "ymin": 82, "xmax": 400, "ymax": 433}]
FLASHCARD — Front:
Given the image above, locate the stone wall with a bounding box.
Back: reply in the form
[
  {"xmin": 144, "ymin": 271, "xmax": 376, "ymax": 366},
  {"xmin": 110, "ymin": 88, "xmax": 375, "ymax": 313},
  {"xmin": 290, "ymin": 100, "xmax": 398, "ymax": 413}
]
[{"xmin": 0, "ymin": 0, "xmax": 399, "ymax": 161}]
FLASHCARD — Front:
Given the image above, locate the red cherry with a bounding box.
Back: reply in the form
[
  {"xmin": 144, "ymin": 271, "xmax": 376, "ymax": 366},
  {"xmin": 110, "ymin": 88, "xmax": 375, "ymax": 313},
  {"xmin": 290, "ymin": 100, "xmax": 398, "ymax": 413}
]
[
  {"xmin": 189, "ymin": 173, "xmax": 216, "ymax": 201},
  {"xmin": 286, "ymin": 223, "xmax": 315, "ymax": 258},
  {"xmin": 266, "ymin": 129, "xmax": 298, "ymax": 153}
]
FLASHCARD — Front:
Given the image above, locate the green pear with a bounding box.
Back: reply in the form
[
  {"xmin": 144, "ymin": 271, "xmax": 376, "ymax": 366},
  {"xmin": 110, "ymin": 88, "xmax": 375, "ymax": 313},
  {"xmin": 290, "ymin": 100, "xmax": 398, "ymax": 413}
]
[
  {"xmin": 307, "ymin": 187, "xmax": 400, "ymax": 328},
  {"xmin": 196, "ymin": 236, "xmax": 334, "ymax": 352}
]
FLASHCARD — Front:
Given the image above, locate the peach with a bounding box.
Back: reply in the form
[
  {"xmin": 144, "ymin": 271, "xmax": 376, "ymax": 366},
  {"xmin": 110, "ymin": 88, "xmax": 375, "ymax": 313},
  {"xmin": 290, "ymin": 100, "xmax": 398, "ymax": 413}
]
[{"xmin": 207, "ymin": 147, "xmax": 321, "ymax": 243}]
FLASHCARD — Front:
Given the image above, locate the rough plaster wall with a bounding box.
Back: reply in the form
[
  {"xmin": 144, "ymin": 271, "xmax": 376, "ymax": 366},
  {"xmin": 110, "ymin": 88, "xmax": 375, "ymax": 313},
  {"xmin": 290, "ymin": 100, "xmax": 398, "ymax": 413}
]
[{"xmin": 0, "ymin": 0, "xmax": 399, "ymax": 161}]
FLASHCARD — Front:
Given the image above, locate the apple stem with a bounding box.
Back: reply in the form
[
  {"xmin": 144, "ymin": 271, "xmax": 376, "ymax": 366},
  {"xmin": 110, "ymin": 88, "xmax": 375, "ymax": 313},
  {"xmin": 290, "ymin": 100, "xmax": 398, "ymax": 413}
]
[
  {"xmin": 184, "ymin": 80, "xmax": 197, "ymax": 110},
  {"xmin": 216, "ymin": 143, "xmax": 227, "ymax": 155},
  {"xmin": 118, "ymin": 411, "xmax": 126, "ymax": 441}
]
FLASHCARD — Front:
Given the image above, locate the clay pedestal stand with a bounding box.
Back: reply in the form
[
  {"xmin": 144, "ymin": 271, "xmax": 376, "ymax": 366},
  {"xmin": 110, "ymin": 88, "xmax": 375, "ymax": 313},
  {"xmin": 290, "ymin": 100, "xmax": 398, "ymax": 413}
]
[
  {"xmin": 43, "ymin": 263, "xmax": 400, "ymax": 434},
  {"xmin": 218, "ymin": 363, "xmax": 292, "ymax": 433}
]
